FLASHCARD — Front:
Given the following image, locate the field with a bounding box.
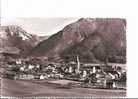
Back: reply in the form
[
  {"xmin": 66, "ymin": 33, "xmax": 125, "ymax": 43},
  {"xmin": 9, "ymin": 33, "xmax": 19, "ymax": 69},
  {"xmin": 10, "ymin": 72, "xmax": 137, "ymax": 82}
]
[{"xmin": 1, "ymin": 78, "xmax": 126, "ymax": 97}]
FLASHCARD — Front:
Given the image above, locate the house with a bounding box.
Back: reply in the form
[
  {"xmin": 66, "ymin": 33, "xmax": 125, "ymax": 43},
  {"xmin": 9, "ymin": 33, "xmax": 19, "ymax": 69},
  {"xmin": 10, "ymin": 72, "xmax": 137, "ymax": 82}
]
[{"xmin": 14, "ymin": 74, "xmax": 34, "ymax": 80}]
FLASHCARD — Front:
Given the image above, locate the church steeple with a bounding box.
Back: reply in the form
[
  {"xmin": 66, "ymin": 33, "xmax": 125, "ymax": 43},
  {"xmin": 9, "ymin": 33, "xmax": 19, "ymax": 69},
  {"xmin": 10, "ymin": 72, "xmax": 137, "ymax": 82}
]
[{"xmin": 76, "ymin": 55, "xmax": 80, "ymax": 73}]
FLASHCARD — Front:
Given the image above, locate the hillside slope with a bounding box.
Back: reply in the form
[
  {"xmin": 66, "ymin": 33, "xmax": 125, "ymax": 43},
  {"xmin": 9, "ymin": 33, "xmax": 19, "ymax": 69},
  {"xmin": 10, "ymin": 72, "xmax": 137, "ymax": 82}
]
[
  {"xmin": 0, "ymin": 25, "xmax": 46, "ymax": 56},
  {"xmin": 31, "ymin": 18, "xmax": 126, "ymax": 63}
]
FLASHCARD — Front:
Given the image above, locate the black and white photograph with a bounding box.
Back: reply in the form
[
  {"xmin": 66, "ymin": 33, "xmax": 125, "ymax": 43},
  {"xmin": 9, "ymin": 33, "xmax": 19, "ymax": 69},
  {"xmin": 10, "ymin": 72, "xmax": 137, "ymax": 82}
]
[
  {"xmin": 1, "ymin": 0, "xmax": 138, "ymax": 98},
  {"xmin": 0, "ymin": 18, "xmax": 127, "ymax": 97}
]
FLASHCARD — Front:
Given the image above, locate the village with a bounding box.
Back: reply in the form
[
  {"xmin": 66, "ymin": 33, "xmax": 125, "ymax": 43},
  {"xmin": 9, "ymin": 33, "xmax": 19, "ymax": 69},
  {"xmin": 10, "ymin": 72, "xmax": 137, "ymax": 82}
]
[{"xmin": 1, "ymin": 55, "xmax": 126, "ymax": 90}]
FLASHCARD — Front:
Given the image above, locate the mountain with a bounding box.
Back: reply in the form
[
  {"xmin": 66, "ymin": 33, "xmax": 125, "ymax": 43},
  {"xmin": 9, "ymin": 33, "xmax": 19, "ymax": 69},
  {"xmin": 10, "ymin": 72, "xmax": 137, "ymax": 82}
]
[
  {"xmin": 34, "ymin": 36, "xmax": 49, "ymax": 45},
  {"xmin": 0, "ymin": 25, "xmax": 46, "ymax": 57},
  {"xmin": 31, "ymin": 18, "xmax": 126, "ymax": 63}
]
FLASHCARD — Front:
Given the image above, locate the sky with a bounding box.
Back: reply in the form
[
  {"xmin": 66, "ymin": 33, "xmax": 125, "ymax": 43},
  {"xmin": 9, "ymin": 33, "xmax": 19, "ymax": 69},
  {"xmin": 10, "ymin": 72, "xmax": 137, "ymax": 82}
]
[{"xmin": 1, "ymin": 18, "xmax": 79, "ymax": 36}]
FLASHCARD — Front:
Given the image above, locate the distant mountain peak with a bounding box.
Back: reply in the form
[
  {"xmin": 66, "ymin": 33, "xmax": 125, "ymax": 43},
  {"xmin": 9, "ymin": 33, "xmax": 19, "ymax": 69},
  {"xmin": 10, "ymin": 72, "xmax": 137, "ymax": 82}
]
[
  {"xmin": 0, "ymin": 25, "xmax": 48, "ymax": 56},
  {"xmin": 0, "ymin": 25, "xmax": 33, "ymax": 40}
]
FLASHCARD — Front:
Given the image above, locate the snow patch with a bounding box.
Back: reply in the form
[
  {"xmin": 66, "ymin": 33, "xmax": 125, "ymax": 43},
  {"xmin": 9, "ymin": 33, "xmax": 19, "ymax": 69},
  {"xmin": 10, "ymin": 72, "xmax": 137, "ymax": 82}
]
[{"xmin": 19, "ymin": 32, "xmax": 29, "ymax": 40}]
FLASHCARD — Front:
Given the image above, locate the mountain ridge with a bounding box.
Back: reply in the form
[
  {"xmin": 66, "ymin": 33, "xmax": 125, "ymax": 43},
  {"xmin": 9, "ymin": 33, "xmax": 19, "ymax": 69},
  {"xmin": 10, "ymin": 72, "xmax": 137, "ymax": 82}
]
[
  {"xmin": 31, "ymin": 18, "xmax": 126, "ymax": 63},
  {"xmin": 0, "ymin": 25, "xmax": 48, "ymax": 57}
]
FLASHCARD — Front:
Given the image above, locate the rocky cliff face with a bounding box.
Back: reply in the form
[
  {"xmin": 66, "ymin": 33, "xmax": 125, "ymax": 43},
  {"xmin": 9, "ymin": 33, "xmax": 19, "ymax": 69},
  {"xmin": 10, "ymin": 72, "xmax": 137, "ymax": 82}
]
[{"xmin": 30, "ymin": 18, "xmax": 126, "ymax": 63}]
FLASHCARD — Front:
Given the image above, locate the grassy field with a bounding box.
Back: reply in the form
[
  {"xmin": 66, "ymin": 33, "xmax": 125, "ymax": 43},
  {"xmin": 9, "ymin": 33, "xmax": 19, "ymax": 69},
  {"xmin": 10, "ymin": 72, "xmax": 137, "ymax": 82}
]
[{"xmin": 1, "ymin": 78, "xmax": 126, "ymax": 97}]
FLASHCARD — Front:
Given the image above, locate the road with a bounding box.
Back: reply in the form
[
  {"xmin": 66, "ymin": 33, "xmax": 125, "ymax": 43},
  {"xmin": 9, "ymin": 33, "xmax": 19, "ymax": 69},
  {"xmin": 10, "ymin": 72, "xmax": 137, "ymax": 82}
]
[{"xmin": 1, "ymin": 79, "xmax": 126, "ymax": 97}]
